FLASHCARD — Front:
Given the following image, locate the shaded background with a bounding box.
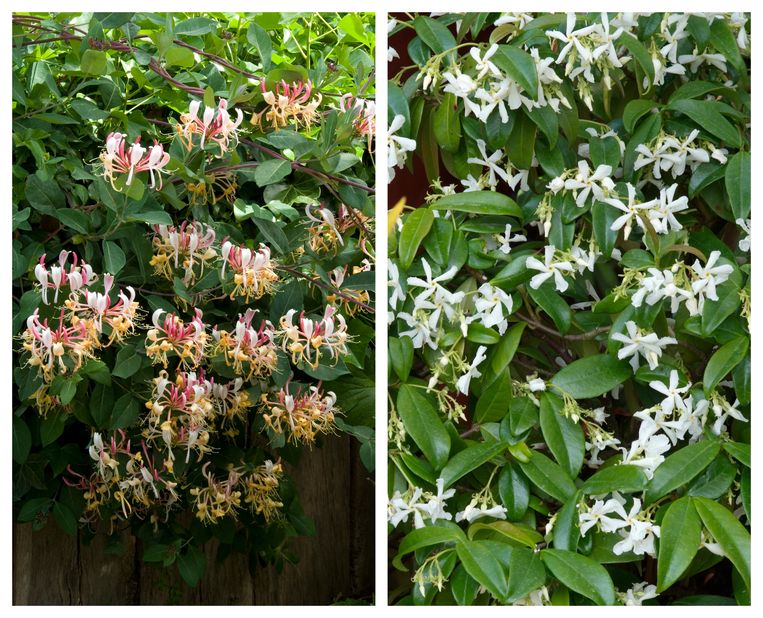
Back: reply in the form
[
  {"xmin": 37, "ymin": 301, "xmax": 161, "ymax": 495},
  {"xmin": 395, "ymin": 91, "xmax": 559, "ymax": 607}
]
[{"xmin": 13, "ymin": 435, "xmax": 373, "ymax": 605}]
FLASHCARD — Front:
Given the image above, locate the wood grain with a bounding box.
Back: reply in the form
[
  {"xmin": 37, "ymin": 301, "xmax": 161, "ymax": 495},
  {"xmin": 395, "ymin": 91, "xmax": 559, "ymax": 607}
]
[{"xmin": 12, "ymin": 433, "xmax": 373, "ymax": 605}]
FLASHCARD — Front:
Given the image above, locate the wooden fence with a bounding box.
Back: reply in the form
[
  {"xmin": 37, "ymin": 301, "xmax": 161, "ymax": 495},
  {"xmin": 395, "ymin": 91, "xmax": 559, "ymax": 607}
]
[{"xmin": 13, "ymin": 434, "xmax": 373, "ymax": 605}]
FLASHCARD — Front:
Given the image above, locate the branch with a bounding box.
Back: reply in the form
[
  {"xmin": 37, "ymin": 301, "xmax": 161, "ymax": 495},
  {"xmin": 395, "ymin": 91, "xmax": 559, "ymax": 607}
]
[
  {"xmin": 276, "ymin": 264, "xmax": 374, "ymax": 313},
  {"xmin": 516, "ymin": 312, "xmax": 611, "ymax": 342}
]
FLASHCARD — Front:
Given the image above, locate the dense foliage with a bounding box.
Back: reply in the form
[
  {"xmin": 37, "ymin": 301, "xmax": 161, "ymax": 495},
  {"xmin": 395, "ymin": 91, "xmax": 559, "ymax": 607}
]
[
  {"xmin": 387, "ymin": 12, "xmax": 750, "ymax": 606},
  {"xmin": 12, "ymin": 11, "xmax": 375, "ymax": 587}
]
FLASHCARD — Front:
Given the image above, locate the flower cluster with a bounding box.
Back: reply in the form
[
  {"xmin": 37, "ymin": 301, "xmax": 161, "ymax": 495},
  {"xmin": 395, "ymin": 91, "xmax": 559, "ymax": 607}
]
[
  {"xmin": 221, "ymin": 241, "xmax": 279, "ymax": 302},
  {"xmin": 260, "ymin": 383, "xmax": 340, "ymax": 445},
  {"xmin": 211, "ymin": 309, "xmax": 279, "ymax": 380},
  {"xmin": 99, "ymin": 132, "xmax": 170, "ymax": 189},
  {"xmin": 145, "ymin": 308, "xmax": 209, "ymax": 369},
  {"xmin": 277, "ymin": 306, "xmax": 349, "ymax": 369},
  {"xmin": 149, "ymin": 222, "xmax": 217, "ymax": 286},
  {"xmin": 252, "ymin": 80, "xmax": 322, "ymax": 130},
  {"xmin": 176, "ymin": 98, "xmax": 244, "ymax": 156}
]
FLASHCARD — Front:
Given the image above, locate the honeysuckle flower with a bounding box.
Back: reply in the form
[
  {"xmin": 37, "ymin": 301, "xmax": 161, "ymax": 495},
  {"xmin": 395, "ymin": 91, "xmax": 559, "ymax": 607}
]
[
  {"xmin": 99, "ymin": 132, "xmax": 170, "ymax": 189},
  {"xmin": 526, "ymin": 244, "xmax": 574, "ymax": 292},
  {"xmin": 472, "ymin": 283, "xmax": 513, "ymax": 335},
  {"xmin": 496, "ymin": 223, "xmax": 527, "ymax": 254},
  {"xmin": 145, "ymin": 308, "xmax": 208, "ymax": 369},
  {"xmin": 252, "ymin": 80, "xmax": 322, "ymax": 130},
  {"xmin": 387, "ymin": 114, "xmax": 416, "ymax": 183},
  {"xmin": 178, "ymin": 98, "xmax": 243, "ymax": 155},
  {"xmin": 189, "ymin": 463, "xmax": 243, "ymax": 524},
  {"xmin": 65, "ymin": 274, "xmax": 140, "ymax": 344},
  {"xmin": 456, "ymin": 345, "xmax": 487, "ymax": 395},
  {"xmin": 22, "ymin": 309, "xmax": 96, "ymax": 381},
  {"xmin": 467, "ymin": 139, "xmax": 510, "ymax": 188},
  {"xmin": 150, "ymin": 221, "xmax": 217, "ymax": 285},
  {"xmin": 221, "ymin": 241, "xmax": 279, "ymax": 301},
  {"xmin": 305, "ymin": 204, "xmax": 345, "ymax": 251},
  {"xmin": 212, "ymin": 309, "xmax": 278, "ymax": 380},
  {"xmin": 261, "ymin": 384, "xmax": 339, "ymax": 445},
  {"xmin": 736, "ymin": 218, "xmax": 751, "ymax": 252},
  {"xmin": 338, "ymin": 94, "xmax": 375, "ymax": 137},
  {"xmin": 564, "ymin": 160, "xmax": 615, "ymax": 207},
  {"xmin": 619, "ymin": 582, "xmax": 659, "ymax": 606},
  {"xmin": 35, "ymin": 251, "xmax": 97, "ymax": 305},
  {"xmin": 276, "ymin": 305, "xmax": 349, "ymax": 369},
  {"xmin": 579, "ymin": 498, "xmax": 629, "ymax": 536},
  {"xmin": 612, "ymin": 320, "xmax": 677, "ymax": 371},
  {"xmin": 241, "ymin": 460, "xmax": 284, "ymax": 522}
]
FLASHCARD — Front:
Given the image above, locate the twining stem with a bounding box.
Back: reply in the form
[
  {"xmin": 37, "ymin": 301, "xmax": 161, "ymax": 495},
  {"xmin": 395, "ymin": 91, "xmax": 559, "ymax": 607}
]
[
  {"xmin": 516, "ymin": 312, "xmax": 610, "ymax": 341},
  {"xmin": 276, "ymin": 264, "xmax": 375, "ymax": 313}
]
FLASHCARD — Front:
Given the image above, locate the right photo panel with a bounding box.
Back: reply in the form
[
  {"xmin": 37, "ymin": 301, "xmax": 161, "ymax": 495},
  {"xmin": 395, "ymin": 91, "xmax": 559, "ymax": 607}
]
[{"xmin": 387, "ymin": 12, "xmax": 750, "ymax": 606}]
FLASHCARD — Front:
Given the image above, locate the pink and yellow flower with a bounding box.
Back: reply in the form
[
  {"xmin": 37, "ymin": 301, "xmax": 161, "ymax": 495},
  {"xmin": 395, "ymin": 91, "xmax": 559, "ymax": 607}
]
[{"xmin": 99, "ymin": 132, "xmax": 170, "ymax": 189}]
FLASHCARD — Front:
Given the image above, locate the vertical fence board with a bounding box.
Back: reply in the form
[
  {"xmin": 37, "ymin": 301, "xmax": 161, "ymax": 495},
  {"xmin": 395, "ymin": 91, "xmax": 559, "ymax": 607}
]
[{"xmin": 13, "ymin": 433, "xmax": 373, "ymax": 605}]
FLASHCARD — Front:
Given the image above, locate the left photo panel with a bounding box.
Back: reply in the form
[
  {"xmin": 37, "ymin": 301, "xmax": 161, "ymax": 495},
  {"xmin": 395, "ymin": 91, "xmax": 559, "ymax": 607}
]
[{"xmin": 11, "ymin": 12, "xmax": 375, "ymax": 605}]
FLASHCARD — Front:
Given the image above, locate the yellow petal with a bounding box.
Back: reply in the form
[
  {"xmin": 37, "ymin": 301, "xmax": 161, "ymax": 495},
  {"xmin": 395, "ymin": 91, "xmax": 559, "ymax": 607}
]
[{"xmin": 387, "ymin": 196, "xmax": 407, "ymax": 235}]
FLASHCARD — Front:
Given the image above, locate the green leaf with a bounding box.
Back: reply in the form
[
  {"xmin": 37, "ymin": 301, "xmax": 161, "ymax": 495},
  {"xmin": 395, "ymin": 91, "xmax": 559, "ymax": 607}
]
[
  {"xmin": 40, "ymin": 410, "xmax": 66, "ymax": 446},
  {"xmin": 177, "ymin": 545, "xmax": 206, "ymax": 587},
  {"xmin": 389, "ymin": 336, "xmax": 414, "ymax": 382},
  {"xmin": 689, "ymin": 163, "xmax": 726, "ymax": 198},
  {"xmin": 433, "ymin": 93, "xmax": 461, "ymax": 152},
  {"xmin": 109, "ymin": 394, "xmax": 140, "ymax": 430},
  {"xmin": 337, "ymin": 14, "xmax": 368, "ymax": 44},
  {"xmin": 619, "ymin": 33, "xmax": 655, "ymax": 90},
  {"xmin": 723, "ymin": 441, "xmax": 750, "ymax": 468},
  {"xmin": 254, "ymin": 159, "xmax": 292, "ymax": 186},
  {"xmin": 644, "ymin": 439, "xmax": 721, "ymax": 504},
  {"xmin": 456, "ymin": 540, "xmax": 509, "ymax": 601},
  {"xmin": 668, "ymin": 99, "xmax": 741, "ymax": 148},
  {"xmin": 440, "ymin": 441, "xmax": 506, "ymax": 489},
  {"xmin": 591, "ymin": 202, "xmax": 619, "ymax": 258},
  {"xmin": 246, "ymin": 22, "xmax": 272, "ymax": 71},
  {"xmin": 489, "ymin": 321, "xmax": 525, "ymax": 376},
  {"xmin": 701, "ymin": 280, "xmax": 741, "ymax": 335},
  {"xmin": 53, "ymin": 502, "xmax": 78, "ymax": 536},
  {"xmin": 396, "ymin": 384, "xmax": 451, "ymax": 470},
  {"xmin": 703, "ymin": 336, "xmax": 748, "ymax": 397},
  {"xmin": 505, "ymin": 110, "xmax": 537, "ymax": 169},
  {"xmin": 450, "ymin": 564, "xmax": 479, "ymax": 605},
  {"xmin": 102, "ymin": 240, "xmax": 126, "ymax": 275},
  {"xmin": 125, "ymin": 210, "xmax": 173, "ymax": 226},
  {"xmin": 468, "ymin": 520, "xmax": 542, "ymax": 549},
  {"xmin": 725, "ymin": 152, "xmax": 750, "ymax": 220},
  {"xmin": 581, "ymin": 465, "xmax": 648, "ymax": 495},
  {"xmin": 398, "ymin": 208, "xmax": 434, "ymax": 271},
  {"xmin": 539, "ymin": 392, "xmax": 584, "ymax": 477},
  {"xmin": 506, "ymin": 548, "xmax": 546, "ymax": 602},
  {"xmin": 623, "ymin": 100, "xmax": 658, "ymax": 133},
  {"xmin": 413, "ymin": 15, "xmax": 457, "ymax": 54},
  {"xmin": 542, "ymin": 549, "xmax": 616, "ymax": 605},
  {"xmin": 174, "ymin": 17, "xmax": 215, "ymax": 36},
  {"xmin": 709, "ymin": 19, "xmax": 745, "ymax": 72},
  {"xmin": 112, "ymin": 345, "xmax": 142, "ymax": 378},
  {"xmin": 527, "ymin": 283, "xmax": 571, "ymax": 335},
  {"xmin": 551, "ymin": 354, "xmax": 630, "ymax": 399},
  {"xmin": 12, "ymin": 416, "xmax": 32, "ymax": 465},
  {"xmin": 552, "ymin": 491, "xmax": 582, "ymax": 552},
  {"xmin": 518, "ymin": 451, "xmax": 576, "ymax": 503},
  {"xmin": 90, "ymin": 383, "xmax": 114, "ymax": 429},
  {"xmin": 692, "ymin": 497, "xmax": 750, "ymax": 589},
  {"xmin": 657, "ymin": 496, "xmax": 702, "ymax": 592},
  {"xmin": 466, "ymin": 322, "xmax": 501, "ymax": 345},
  {"xmin": 475, "ymin": 372, "xmax": 511, "ymax": 423},
  {"xmin": 80, "ymin": 49, "xmax": 107, "ymax": 75},
  {"xmin": 428, "ymin": 191, "xmax": 523, "ymax": 217},
  {"xmin": 55, "ymin": 209, "xmax": 90, "ymax": 234},
  {"xmin": 498, "ymin": 461, "xmax": 530, "ymax": 521},
  {"xmin": 80, "ymin": 359, "xmax": 111, "ymax": 385},
  {"xmin": 165, "ymin": 45, "xmax": 195, "ymax": 68},
  {"xmin": 393, "ymin": 524, "xmax": 465, "ymax": 571},
  {"xmin": 494, "ymin": 46, "xmax": 538, "ymax": 97}
]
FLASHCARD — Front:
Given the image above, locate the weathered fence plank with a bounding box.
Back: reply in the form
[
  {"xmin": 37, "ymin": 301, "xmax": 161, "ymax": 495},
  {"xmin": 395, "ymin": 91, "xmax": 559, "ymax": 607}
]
[{"xmin": 13, "ymin": 433, "xmax": 373, "ymax": 605}]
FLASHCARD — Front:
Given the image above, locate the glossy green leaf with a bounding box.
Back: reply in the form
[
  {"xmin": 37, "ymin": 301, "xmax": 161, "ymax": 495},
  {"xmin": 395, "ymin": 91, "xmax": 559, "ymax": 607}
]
[
  {"xmin": 518, "ymin": 451, "xmax": 576, "ymax": 503},
  {"xmin": 703, "ymin": 336, "xmax": 748, "ymax": 397},
  {"xmin": 527, "ymin": 283, "xmax": 571, "ymax": 335},
  {"xmin": 668, "ymin": 99, "xmax": 741, "ymax": 148},
  {"xmin": 551, "ymin": 354, "xmax": 631, "ymax": 399},
  {"xmin": 692, "ymin": 497, "xmax": 750, "ymax": 589},
  {"xmin": 396, "ymin": 384, "xmax": 451, "ymax": 470},
  {"xmin": 393, "ymin": 523, "xmax": 466, "ymax": 571},
  {"xmin": 542, "ymin": 549, "xmax": 616, "ymax": 605},
  {"xmin": 468, "ymin": 519, "xmax": 542, "ymax": 549},
  {"xmin": 623, "ymin": 99, "xmax": 658, "ymax": 133},
  {"xmin": 428, "ymin": 191, "xmax": 523, "ymax": 217},
  {"xmin": 725, "ymin": 151, "xmax": 750, "ymax": 220},
  {"xmin": 389, "ymin": 336, "xmax": 414, "ymax": 382},
  {"xmin": 506, "ymin": 548, "xmax": 546, "ymax": 603},
  {"xmin": 498, "ymin": 462, "xmax": 530, "ymax": 521},
  {"xmin": 539, "ymin": 392, "xmax": 584, "ymax": 477},
  {"xmin": 475, "ymin": 372, "xmax": 511, "ymax": 423},
  {"xmin": 552, "ymin": 491, "xmax": 581, "ymax": 552},
  {"xmin": 645, "ymin": 440, "xmax": 721, "ymax": 504},
  {"xmin": 398, "ymin": 208, "xmax": 434, "ymax": 270},
  {"xmin": 456, "ymin": 540, "xmax": 509, "ymax": 601},
  {"xmin": 440, "ymin": 441, "xmax": 506, "ymax": 489},
  {"xmin": 414, "ymin": 15, "xmax": 456, "ymax": 54},
  {"xmin": 657, "ymin": 497, "xmax": 702, "ymax": 592},
  {"xmin": 493, "ymin": 46, "xmax": 538, "ymax": 97},
  {"xmin": 581, "ymin": 465, "xmax": 648, "ymax": 495}
]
